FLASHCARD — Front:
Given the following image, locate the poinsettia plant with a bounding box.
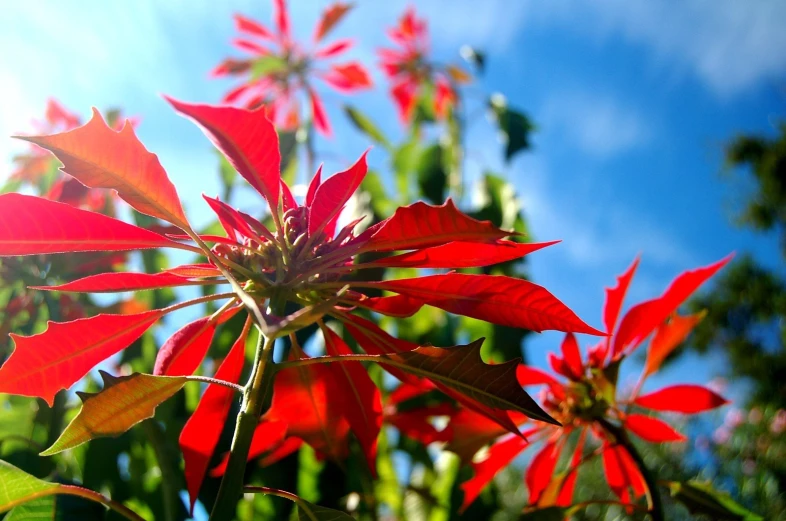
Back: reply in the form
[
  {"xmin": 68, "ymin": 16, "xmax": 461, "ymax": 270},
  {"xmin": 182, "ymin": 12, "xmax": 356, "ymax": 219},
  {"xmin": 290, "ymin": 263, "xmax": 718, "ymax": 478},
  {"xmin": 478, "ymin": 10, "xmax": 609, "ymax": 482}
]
[{"xmin": 0, "ymin": 97, "xmax": 605, "ymax": 519}]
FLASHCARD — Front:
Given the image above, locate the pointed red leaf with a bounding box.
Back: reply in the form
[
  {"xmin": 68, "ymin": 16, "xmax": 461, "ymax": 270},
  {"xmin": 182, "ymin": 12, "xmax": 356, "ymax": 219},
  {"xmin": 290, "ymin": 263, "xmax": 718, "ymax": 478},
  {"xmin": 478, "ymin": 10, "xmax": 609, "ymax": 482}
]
[
  {"xmin": 211, "ymin": 421, "xmax": 289, "ymax": 476},
  {"xmin": 363, "ymin": 240, "xmax": 559, "ymax": 269},
  {"xmin": 602, "ymin": 443, "xmax": 646, "ymax": 499},
  {"xmin": 203, "ymin": 194, "xmax": 269, "ymax": 244},
  {"xmin": 166, "ymin": 98, "xmax": 281, "ymax": 213},
  {"xmin": 624, "ymin": 414, "xmax": 686, "ymax": 443},
  {"xmin": 548, "ymin": 353, "xmax": 573, "ymax": 380},
  {"xmin": 445, "ymin": 407, "xmax": 527, "ymax": 463},
  {"xmin": 280, "ymin": 180, "xmax": 297, "ymax": 212},
  {"xmin": 234, "ymin": 13, "xmax": 274, "ymax": 39},
  {"xmin": 643, "ymin": 312, "xmax": 705, "ymax": 379},
  {"xmin": 634, "ymin": 385, "xmax": 728, "ymax": 414},
  {"xmin": 526, "ymin": 441, "xmax": 561, "ymax": 504},
  {"xmin": 306, "ymin": 165, "xmax": 322, "ymax": 207},
  {"xmin": 314, "ymin": 2, "xmax": 353, "ymax": 41},
  {"xmin": 16, "ymin": 110, "xmax": 188, "ymax": 228},
  {"xmin": 560, "ymin": 333, "xmax": 583, "ymax": 379},
  {"xmin": 273, "ymin": 0, "xmax": 290, "ymax": 39},
  {"xmin": 154, "ymin": 317, "xmax": 217, "ymax": 376},
  {"xmin": 362, "ymin": 200, "xmax": 512, "ymax": 252},
  {"xmin": 516, "ymin": 366, "xmax": 564, "ymax": 398},
  {"xmin": 308, "ymin": 151, "xmax": 368, "ymax": 236},
  {"xmin": 612, "ymin": 255, "xmax": 732, "ymax": 356},
  {"xmin": 604, "ymin": 257, "xmax": 640, "ymax": 337},
  {"xmin": 369, "ymin": 274, "xmax": 604, "ymax": 335},
  {"xmin": 322, "ymin": 327, "xmax": 382, "ymax": 474},
  {"xmin": 0, "ymin": 194, "xmax": 182, "ymax": 255},
  {"xmin": 309, "ymin": 89, "xmax": 332, "ymax": 137},
  {"xmin": 355, "ymin": 294, "xmax": 424, "ymax": 317},
  {"xmin": 322, "ymin": 63, "xmax": 373, "ymax": 92},
  {"xmin": 315, "ymin": 38, "xmax": 353, "ymax": 59},
  {"xmin": 165, "ymin": 263, "xmax": 222, "ymax": 278},
  {"xmin": 30, "ymin": 272, "xmax": 200, "ymax": 293},
  {"xmin": 0, "ymin": 310, "xmax": 166, "ymax": 405},
  {"xmin": 460, "ymin": 434, "xmax": 530, "ymax": 511}
]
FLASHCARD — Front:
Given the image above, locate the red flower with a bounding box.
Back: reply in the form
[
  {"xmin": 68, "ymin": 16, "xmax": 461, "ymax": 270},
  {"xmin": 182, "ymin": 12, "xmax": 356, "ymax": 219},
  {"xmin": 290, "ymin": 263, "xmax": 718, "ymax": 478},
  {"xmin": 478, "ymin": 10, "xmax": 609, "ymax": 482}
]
[
  {"xmin": 0, "ymin": 99, "xmax": 601, "ymax": 509},
  {"xmin": 211, "ymin": 0, "xmax": 372, "ymax": 136},
  {"xmin": 378, "ymin": 7, "xmax": 466, "ymax": 122},
  {"xmin": 445, "ymin": 255, "xmax": 733, "ymax": 510}
]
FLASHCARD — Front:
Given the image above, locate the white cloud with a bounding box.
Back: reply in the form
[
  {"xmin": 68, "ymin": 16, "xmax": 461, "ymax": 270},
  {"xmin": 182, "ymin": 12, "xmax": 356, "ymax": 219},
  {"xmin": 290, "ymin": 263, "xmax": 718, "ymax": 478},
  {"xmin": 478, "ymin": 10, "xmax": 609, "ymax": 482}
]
[{"xmin": 541, "ymin": 93, "xmax": 651, "ymax": 158}]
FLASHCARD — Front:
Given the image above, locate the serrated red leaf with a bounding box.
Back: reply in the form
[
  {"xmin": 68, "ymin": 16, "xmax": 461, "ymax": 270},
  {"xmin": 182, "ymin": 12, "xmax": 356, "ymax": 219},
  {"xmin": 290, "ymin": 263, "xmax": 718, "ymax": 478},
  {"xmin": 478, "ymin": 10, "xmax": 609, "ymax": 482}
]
[
  {"xmin": 30, "ymin": 271, "xmax": 199, "ymax": 293},
  {"xmin": 314, "ymin": 2, "xmax": 353, "ymax": 41},
  {"xmin": 180, "ymin": 321, "xmax": 248, "ymax": 512},
  {"xmin": 634, "ymin": 385, "xmax": 728, "ymax": 414},
  {"xmin": 624, "ymin": 414, "xmax": 686, "ymax": 443},
  {"xmin": 0, "ymin": 194, "xmax": 182, "ymax": 255},
  {"xmin": 460, "ymin": 434, "xmax": 530, "ymax": 511},
  {"xmin": 527, "ymin": 441, "xmax": 560, "ymax": 504},
  {"xmin": 16, "ymin": 110, "xmax": 188, "ymax": 228},
  {"xmin": 363, "ymin": 240, "xmax": 559, "ymax": 269},
  {"xmin": 362, "ymin": 200, "xmax": 512, "ymax": 252},
  {"xmin": 154, "ymin": 317, "xmax": 217, "ymax": 376},
  {"xmin": 368, "ymin": 273, "xmax": 604, "ymax": 335},
  {"xmin": 166, "ymin": 98, "xmax": 281, "ymax": 213},
  {"xmin": 322, "ymin": 327, "xmax": 382, "ymax": 474},
  {"xmin": 0, "ymin": 310, "xmax": 166, "ymax": 405},
  {"xmin": 643, "ymin": 312, "xmax": 705, "ymax": 379},
  {"xmin": 308, "ymin": 151, "xmax": 368, "ymax": 236},
  {"xmin": 612, "ymin": 255, "xmax": 732, "ymax": 357}
]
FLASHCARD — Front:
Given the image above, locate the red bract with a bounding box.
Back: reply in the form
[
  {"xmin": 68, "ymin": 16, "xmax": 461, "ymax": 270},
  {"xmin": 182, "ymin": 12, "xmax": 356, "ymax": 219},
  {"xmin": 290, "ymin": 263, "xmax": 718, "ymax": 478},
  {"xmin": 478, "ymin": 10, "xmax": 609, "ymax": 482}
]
[
  {"xmin": 378, "ymin": 7, "xmax": 467, "ymax": 122},
  {"xmin": 455, "ymin": 255, "xmax": 732, "ymax": 511},
  {"xmin": 0, "ymin": 98, "xmax": 600, "ymax": 508},
  {"xmin": 211, "ymin": 1, "xmax": 372, "ymax": 135}
]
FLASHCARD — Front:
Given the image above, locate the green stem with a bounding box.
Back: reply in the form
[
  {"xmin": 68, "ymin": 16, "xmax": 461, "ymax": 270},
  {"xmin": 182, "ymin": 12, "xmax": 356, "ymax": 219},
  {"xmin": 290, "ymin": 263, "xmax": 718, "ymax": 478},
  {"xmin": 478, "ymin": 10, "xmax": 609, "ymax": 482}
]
[
  {"xmin": 209, "ymin": 331, "xmax": 278, "ymax": 521},
  {"xmin": 141, "ymin": 420, "xmax": 180, "ymax": 521},
  {"xmin": 599, "ymin": 418, "xmax": 664, "ymax": 521}
]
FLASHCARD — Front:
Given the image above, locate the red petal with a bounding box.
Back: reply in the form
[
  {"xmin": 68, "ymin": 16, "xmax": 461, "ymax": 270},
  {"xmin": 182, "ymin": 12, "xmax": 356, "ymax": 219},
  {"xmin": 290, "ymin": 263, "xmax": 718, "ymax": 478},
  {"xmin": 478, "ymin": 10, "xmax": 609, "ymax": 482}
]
[
  {"xmin": 526, "ymin": 441, "xmax": 560, "ymax": 504},
  {"xmin": 280, "ymin": 180, "xmax": 298, "ymax": 213},
  {"xmin": 307, "ymin": 151, "xmax": 368, "ymax": 236},
  {"xmin": 446, "ymin": 407, "xmax": 526, "ymax": 463},
  {"xmin": 368, "ymin": 274, "xmax": 604, "ymax": 334},
  {"xmin": 306, "ymin": 165, "xmax": 322, "ymax": 207},
  {"xmin": 635, "ymin": 385, "xmax": 728, "ymax": 414},
  {"xmin": 180, "ymin": 321, "xmax": 248, "ymax": 512},
  {"xmin": 322, "ymin": 62, "xmax": 373, "ymax": 92},
  {"xmin": 234, "ymin": 13, "xmax": 274, "ymax": 39},
  {"xmin": 314, "ymin": 3, "xmax": 353, "ymax": 41},
  {"xmin": 516, "ymin": 365, "xmax": 562, "ymax": 389},
  {"xmin": 273, "ymin": 0, "xmax": 290, "ymax": 40},
  {"xmin": 643, "ymin": 312, "xmax": 705, "ymax": 378},
  {"xmin": 602, "ymin": 443, "xmax": 646, "ymax": 499},
  {"xmin": 30, "ymin": 271, "xmax": 200, "ymax": 293},
  {"xmin": 315, "ymin": 38, "xmax": 353, "ymax": 58},
  {"xmin": 362, "ymin": 200, "xmax": 512, "ymax": 252},
  {"xmin": 203, "ymin": 195, "xmax": 274, "ymax": 244},
  {"xmin": 309, "ymin": 89, "xmax": 332, "ymax": 137},
  {"xmin": 0, "ymin": 310, "xmax": 166, "ymax": 405},
  {"xmin": 363, "ymin": 240, "xmax": 559, "ymax": 269},
  {"xmin": 354, "ymin": 294, "xmax": 424, "ymax": 317},
  {"xmin": 624, "ymin": 414, "xmax": 686, "ymax": 443},
  {"xmin": 16, "ymin": 110, "xmax": 188, "ymax": 228},
  {"xmin": 322, "ymin": 327, "xmax": 382, "ymax": 474},
  {"xmin": 460, "ymin": 434, "xmax": 529, "ymax": 511},
  {"xmin": 560, "ymin": 333, "xmax": 583, "ymax": 379},
  {"xmin": 612, "ymin": 255, "xmax": 732, "ymax": 357},
  {"xmin": 548, "ymin": 353, "xmax": 573, "ymax": 380},
  {"xmin": 165, "ymin": 98, "xmax": 281, "ymax": 214},
  {"xmin": 154, "ymin": 317, "xmax": 217, "ymax": 376},
  {"xmin": 0, "ymin": 194, "xmax": 182, "ymax": 255}
]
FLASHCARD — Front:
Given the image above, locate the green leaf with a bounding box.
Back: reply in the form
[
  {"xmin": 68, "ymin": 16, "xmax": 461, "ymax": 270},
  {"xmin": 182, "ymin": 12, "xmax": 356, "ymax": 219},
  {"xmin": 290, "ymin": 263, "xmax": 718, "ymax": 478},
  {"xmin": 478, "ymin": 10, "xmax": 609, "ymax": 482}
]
[
  {"xmin": 296, "ymin": 499, "xmax": 354, "ymax": 521},
  {"xmin": 0, "ymin": 460, "xmax": 59, "ymax": 513},
  {"xmin": 279, "ymin": 130, "xmax": 298, "ymax": 183},
  {"xmin": 6, "ymin": 495, "xmax": 106, "ymax": 521},
  {"xmin": 416, "ymin": 144, "xmax": 448, "ymax": 204},
  {"xmin": 344, "ymin": 105, "xmax": 390, "ymax": 148},
  {"xmin": 667, "ymin": 480, "xmax": 763, "ymax": 521},
  {"xmin": 250, "ymin": 56, "xmax": 288, "ymax": 81},
  {"xmin": 42, "ymin": 372, "xmax": 187, "ymax": 455},
  {"xmin": 489, "ymin": 95, "xmax": 535, "ymax": 162}
]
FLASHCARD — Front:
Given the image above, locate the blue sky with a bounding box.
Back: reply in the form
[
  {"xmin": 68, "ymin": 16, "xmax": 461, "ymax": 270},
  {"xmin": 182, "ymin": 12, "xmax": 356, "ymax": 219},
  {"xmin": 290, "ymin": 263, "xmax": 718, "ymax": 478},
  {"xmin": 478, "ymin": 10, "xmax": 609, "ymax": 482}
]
[{"xmin": 1, "ymin": 0, "xmax": 785, "ymax": 398}]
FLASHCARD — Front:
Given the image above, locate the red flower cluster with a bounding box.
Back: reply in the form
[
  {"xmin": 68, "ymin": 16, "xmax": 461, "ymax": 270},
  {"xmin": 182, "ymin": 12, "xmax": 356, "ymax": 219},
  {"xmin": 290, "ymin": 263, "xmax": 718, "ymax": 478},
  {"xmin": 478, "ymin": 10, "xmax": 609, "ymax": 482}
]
[
  {"xmin": 378, "ymin": 7, "xmax": 467, "ymax": 122},
  {"xmin": 211, "ymin": 0, "xmax": 372, "ymax": 135}
]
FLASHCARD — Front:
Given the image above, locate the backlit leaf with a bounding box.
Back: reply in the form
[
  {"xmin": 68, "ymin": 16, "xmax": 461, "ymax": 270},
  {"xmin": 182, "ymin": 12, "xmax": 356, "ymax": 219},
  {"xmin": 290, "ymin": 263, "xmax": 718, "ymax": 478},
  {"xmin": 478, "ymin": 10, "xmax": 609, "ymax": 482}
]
[
  {"xmin": 15, "ymin": 109, "xmax": 188, "ymax": 228},
  {"xmin": 314, "ymin": 2, "xmax": 353, "ymax": 41},
  {"xmin": 526, "ymin": 441, "xmax": 560, "ymax": 504},
  {"xmin": 42, "ymin": 372, "xmax": 187, "ymax": 455},
  {"xmin": 624, "ymin": 414, "xmax": 686, "ymax": 443},
  {"xmin": 666, "ymin": 480, "xmax": 763, "ymax": 521},
  {"xmin": 459, "ymin": 434, "xmax": 529, "ymax": 511},
  {"xmin": 31, "ymin": 271, "xmax": 201, "ymax": 293},
  {"xmin": 154, "ymin": 316, "xmax": 217, "ymax": 376},
  {"xmin": 363, "ymin": 240, "xmax": 558, "ymax": 269},
  {"xmin": 0, "ymin": 460, "xmax": 59, "ymax": 513},
  {"xmin": 308, "ymin": 152, "xmax": 368, "ymax": 236},
  {"xmin": 643, "ymin": 312, "xmax": 706, "ymax": 378},
  {"xmin": 634, "ymin": 385, "xmax": 728, "ymax": 414}
]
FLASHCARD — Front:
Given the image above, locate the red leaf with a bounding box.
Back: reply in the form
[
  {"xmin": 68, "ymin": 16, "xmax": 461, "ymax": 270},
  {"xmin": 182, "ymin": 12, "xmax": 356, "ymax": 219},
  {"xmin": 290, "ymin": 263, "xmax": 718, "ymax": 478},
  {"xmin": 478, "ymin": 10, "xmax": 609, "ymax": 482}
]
[
  {"xmin": 355, "ymin": 294, "xmax": 424, "ymax": 317},
  {"xmin": 634, "ymin": 385, "xmax": 728, "ymax": 414},
  {"xmin": 309, "ymin": 88, "xmax": 332, "ymax": 137},
  {"xmin": 165, "ymin": 263, "xmax": 222, "ymax": 278},
  {"xmin": 280, "ymin": 180, "xmax": 297, "ymax": 213},
  {"xmin": 30, "ymin": 272, "xmax": 199, "ymax": 293},
  {"xmin": 460, "ymin": 434, "xmax": 530, "ymax": 511},
  {"xmin": 322, "ymin": 327, "xmax": 382, "ymax": 474},
  {"xmin": 362, "ymin": 200, "xmax": 512, "ymax": 252},
  {"xmin": 526, "ymin": 441, "xmax": 561, "ymax": 504},
  {"xmin": 369, "ymin": 274, "xmax": 604, "ymax": 335},
  {"xmin": 602, "ymin": 256, "xmax": 640, "ymax": 356},
  {"xmin": 0, "ymin": 310, "xmax": 166, "ymax": 405},
  {"xmin": 232, "ymin": 38, "xmax": 271, "ymax": 55},
  {"xmin": 624, "ymin": 414, "xmax": 686, "ymax": 443},
  {"xmin": 387, "ymin": 406, "xmax": 452, "ymax": 446},
  {"xmin": 211, "ymin": 421, "xmax": 289, "ymax": 476},
  {"xmin": 363, "ymin": 240, "xmax": 559, "ymax": 269},
  {"xmin": 166, "ymin": 98, "xmax": 281, "ymax": 213},
  {"xmin": 16, "ymin": 110, "xmax": 188, "ymax": 228},
  {"xmin": 560, "ymin": 333, "xmax": 583, "ymax": 379},
  {"xmin": 180, "ymin": 321, "xmax": 248, "ymax": 512},
  {"xmin": 322, "ymin": 63, "xmax": 373, "ymax": 92},
  {"xmin": 154, "ymin": 317, "xmax": 217, "ymax": 376},
  {"xmin": 202, "ymin": 194, "xmax": 271, "ymax": 244},
  {"xmin": 0, "ymin": 194, "xmax": 182, "ymax": 256},
  {"xmin": 306, "ymin": 165, "xmax": 322, "ymax": 207},
  {"xmin": 602, "ymin": 443, "xmax": 646, "ymax": 499},
  {"xmin": 308, "ymin": 151, "xmax": 368, "ymax": 236},
  {"xmin": 643, "ymin": 312, "xmax": 705, "ymax": 378},
  {"xmin": 273, "ymin": 0, "xmax": 290, "ymax": 39},
  {"xmin": 234, "ymin": 13, "xmax": 274, "ymax": 39},
  {"xmin": 315, "ymin": 38, "xmax": 353, "ymax": 58},
  {"xmin": 445, "ymin": 407, "xmax": 526, "ymax": 463},
  {"xmin": 314, "ymin": 2, "xmax": 353, "ymax": 41},
  {"xmin": 612, "ymin": 255, "xmax": 732, "ymax": 356},
  {"xmin": 516, "ymin": 365, "xmax": 564, "ymax": 393}
]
